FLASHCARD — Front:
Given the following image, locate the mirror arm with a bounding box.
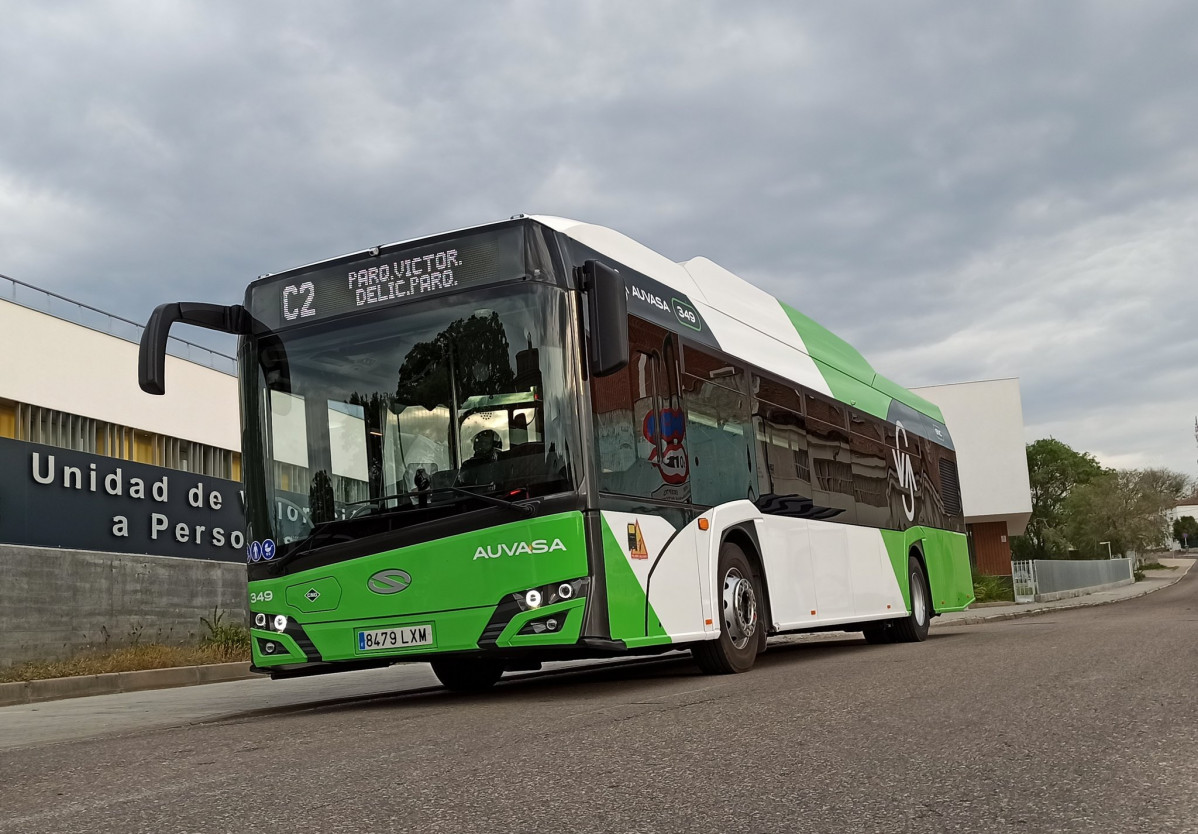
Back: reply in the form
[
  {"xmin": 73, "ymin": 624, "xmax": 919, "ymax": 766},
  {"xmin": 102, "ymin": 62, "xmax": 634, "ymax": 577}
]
[{"xmin": 138, "ymin": 302, "xmax": 252, "ymax": 395}]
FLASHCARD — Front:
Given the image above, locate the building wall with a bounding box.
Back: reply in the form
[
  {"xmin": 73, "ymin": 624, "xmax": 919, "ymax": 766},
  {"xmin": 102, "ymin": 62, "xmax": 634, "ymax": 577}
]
[
  {"xmin": 0, "ymin": 293, "xmax": 247, "ymax": 666},
  {"xmin": 0, "ymin": 545, "xmax": 247, "ymax": 667},
  {"xmin": 913, "ymin": 378, "xmax": 1032, "ymax": 533},
  {"xmin": 0, "ymin": 299, "xmax": 239, "ymax": 451}
]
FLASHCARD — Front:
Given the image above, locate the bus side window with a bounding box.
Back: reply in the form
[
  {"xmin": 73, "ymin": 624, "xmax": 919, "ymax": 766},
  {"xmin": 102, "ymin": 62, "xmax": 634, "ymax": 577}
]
[
  {"xmin": 759, "ymin": 404, "xmax": 811, "ymax": 500},
  {"xmin": 850, "ymin": 409, "xmax": 891, "ymax": 529},
  {"xmin": 805, "ymin": 392, "xmax": 856, "ymax": 524},
  {"xmin": 753, "ymin": 374, "xmax": 809, "ymax": 504},
  {"xmin": 591, "ymin": 355, "xmax": 640, "ymax": 486},
  {"xmin": 683, "ymin": 348, "xmax": 755, "ymax": 507}
]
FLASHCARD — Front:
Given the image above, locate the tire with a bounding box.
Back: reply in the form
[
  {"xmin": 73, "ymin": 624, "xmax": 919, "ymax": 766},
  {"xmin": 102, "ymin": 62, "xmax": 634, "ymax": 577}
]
[
  {"xmin": 692, "ymin": 541, "xmax": 761, "ymax": 674},
  {"xmin": 890, "ymin": 556, "xmax": 931, "ymax": 643},
  {"xmin": 430, "ymin": 658, "xmax": 504, "ymax": 692},
  {"xmin": 862, "ymin": 622, "xmax": 895, "ymax": 644}
]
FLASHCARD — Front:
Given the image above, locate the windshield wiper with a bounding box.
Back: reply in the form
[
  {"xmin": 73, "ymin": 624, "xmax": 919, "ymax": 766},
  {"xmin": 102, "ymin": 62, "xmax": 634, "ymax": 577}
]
[
  {"xmin": 287, "ymin": 484, "xmax": 533, "ymax": 561},
  {"xmin": 346, "ymin": 484, "xmax": 534, "ymax": 517}
]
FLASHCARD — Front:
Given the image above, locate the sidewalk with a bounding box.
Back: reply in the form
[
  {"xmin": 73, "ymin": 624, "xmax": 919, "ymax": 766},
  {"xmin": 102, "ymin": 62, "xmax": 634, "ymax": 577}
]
[
  {"xmin": 2, "ymin": 559, "xmax": 1192, "ymax": 708},
  {"xmin": 934, "ymin": 557, "xmax": 1194, "ymax": 627}
]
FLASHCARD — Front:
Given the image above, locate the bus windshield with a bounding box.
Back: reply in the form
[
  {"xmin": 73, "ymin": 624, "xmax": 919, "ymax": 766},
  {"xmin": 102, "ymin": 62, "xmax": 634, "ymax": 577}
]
[{"xmin": 247, "ymin": 282, "xmax": 580, "ymax": 558}]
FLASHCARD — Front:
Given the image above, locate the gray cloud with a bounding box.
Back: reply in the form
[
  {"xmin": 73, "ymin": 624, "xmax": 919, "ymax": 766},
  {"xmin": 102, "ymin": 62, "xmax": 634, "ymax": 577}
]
[{"xmin": 2, "ymin": 0, "xmax": 1196, "ymax": 474}]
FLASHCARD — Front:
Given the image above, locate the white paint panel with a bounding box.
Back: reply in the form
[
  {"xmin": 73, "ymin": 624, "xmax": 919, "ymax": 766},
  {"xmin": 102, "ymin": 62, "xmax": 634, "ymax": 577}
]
[
  {"xmin": 806, "ymin": 523, "xmax": 854, "ymax": 619},
  {"xmin": 681, "ymin": 257, "xmax": 809, "ymax": 348},
  {"xmin": 648, "ymin": 523, "xmax": 708, "ymax": 642},
  {"xmin": 532, "ymin": 218, "xmax": 835, "ymax": 398},
  {"xmin": 844, "ymin": 525, "xmax": 905, "ymax": 616},
  {"xmin": 600, "ymin": 510, "xmax": 705, "ymax": 640},
  {"xmin": 695, "ymin": 302, "xmax": 833, "ymax": 396},
  {"xmin": 754, "ymin": 516, "xmax": 818, "ymax": 629},
  {"xmin": 530, "ymin": 216, "xmax": 704, "ymax": 299},
  {"xmin": 0, "ymin": 300, "xmax": 239, "ymax": 450},
  {"xmin": 753, "ymin": 517, "xmax": 905, "ymax": 629}
]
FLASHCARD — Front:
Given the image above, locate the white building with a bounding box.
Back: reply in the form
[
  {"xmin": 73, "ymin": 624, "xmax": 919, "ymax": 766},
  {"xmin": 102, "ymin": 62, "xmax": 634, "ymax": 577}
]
[
  {"xmin": 0, "ymin": 277, "xmax": 241, "ymax": 556},
  {"xmin": 913, "ymin": 378, "xmax": 1033, "ymax": 575}
]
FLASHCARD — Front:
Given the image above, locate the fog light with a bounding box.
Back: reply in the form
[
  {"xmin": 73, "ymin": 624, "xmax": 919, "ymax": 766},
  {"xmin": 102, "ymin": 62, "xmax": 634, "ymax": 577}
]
[
  {"xmin": 264, "ymin": 642, "xmax": 276, "ymax": 654},
  {"xmin": 272, "ymin": 614, "xmax": 288, "ymax": 632},
  {"xmin": 557, "ymin": 583, "xmax": 573, "ymax": 600},
  {"xmin": 525, "ymin": 589, "xmax": 542, "ymax": 609},
  {"xmin": 254, "ymin": 613, "xmax": 267, "ymax": 628},
  {"xmin": 546, "ymin": 618, "xmax": 558, "ymax": 631}
]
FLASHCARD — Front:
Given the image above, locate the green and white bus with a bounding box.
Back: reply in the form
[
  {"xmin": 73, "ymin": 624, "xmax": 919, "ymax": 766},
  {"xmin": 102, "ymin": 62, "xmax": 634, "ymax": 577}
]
[{"xmin": 139, "ymin": 216, "xmax": 973, "ymax": 690}]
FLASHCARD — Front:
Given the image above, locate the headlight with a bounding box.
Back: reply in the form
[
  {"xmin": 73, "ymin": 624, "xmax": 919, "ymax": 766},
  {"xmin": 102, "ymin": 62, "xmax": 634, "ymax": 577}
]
[{"xmin": 272, "ymin": 614, "xmax": 288, "ymax": 633}]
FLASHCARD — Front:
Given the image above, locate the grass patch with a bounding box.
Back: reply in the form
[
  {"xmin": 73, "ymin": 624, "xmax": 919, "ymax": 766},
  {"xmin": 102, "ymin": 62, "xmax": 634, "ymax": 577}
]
[
  {"xmin": 0, "ymin": 610, "xmax": 251, "ymax": 683},
  {"xmin": 972, "ymin": 573, "xmax": 1014, "ymax": 603},
  {"xmin": 1137, "ymin": 562, "xmax": 1176, "ymax": 571},
  {"xmin": 0, "ymin": 643, "xmax": 249, "ymax": 683},
  {"xmin": 200, "ymin": 608, "xmax": 251, "ymax": 656}
]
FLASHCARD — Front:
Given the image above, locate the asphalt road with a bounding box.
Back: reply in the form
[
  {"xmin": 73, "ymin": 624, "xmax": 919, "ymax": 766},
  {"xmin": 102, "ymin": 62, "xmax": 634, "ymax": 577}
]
[{"xmin": 2, "ymin": 571, "xmax": 1196, "ymax": 834}]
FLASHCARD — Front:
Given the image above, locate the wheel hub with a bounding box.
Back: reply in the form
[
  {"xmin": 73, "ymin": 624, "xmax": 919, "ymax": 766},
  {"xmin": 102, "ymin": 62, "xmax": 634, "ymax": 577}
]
[
  {"xmin": 722, "ymin": 569, "xmax": 757, "ymax": 649},
  {"xmin": 912, "ymin": 571, "xmax": 927, "ymax": 626}
]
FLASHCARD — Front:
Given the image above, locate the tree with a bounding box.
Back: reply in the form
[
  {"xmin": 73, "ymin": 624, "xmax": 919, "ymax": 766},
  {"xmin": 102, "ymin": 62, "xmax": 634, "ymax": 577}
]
[
  {"xmin": 1063, "ymin": 467, "xmax": 1192, "ymax": 557},
  {"xmin": 1174, "ymin": 515, "xmax": 1198, "ymax": 548},
  {"xmin": 395, "ymin": 312, "xmax": 515, "ymax": 409},
  {"xmin": 1012, "ymin": 438, "xmax": 1104, "ymax": 559}
]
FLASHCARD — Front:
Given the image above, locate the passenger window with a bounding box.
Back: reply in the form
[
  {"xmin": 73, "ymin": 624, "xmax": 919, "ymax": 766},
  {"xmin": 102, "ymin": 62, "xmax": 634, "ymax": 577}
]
[
  {"xmin": 684, "ymin": 371, "xmax": 755, "ymax": 507},
  {"xmin": 592, "ymin": 318, "xmax": 691, "ymax": 501}
]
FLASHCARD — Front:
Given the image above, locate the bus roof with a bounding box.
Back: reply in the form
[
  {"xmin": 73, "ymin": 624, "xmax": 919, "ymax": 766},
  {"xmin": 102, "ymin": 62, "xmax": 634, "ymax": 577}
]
[{"xmin": 530, "ymin": 215, "xmax": 946, "ymax": 426}]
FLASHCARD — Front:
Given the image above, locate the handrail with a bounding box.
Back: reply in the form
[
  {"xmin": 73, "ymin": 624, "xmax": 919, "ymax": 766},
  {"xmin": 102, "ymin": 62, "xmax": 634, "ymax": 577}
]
[{"xmin": 1, "ymin": 272, "xmax": 237, "ymax": 375}]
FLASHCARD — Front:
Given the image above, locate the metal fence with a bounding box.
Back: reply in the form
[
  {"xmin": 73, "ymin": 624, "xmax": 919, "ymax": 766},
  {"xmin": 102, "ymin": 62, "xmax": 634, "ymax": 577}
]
[
  {"xmin": 1010, "ymin": 558, "xmax": 1134, "ymax": 603},
  {"xmin": 1, "ymin": 273, "xmax": 236, "ymax": 375}
]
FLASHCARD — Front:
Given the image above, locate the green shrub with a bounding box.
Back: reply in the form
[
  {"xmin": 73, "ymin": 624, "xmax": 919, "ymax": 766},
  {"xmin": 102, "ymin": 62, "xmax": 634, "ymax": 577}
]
[
  {"xmin": 200, "ymin": 608, "xmax": 251, "ymax": 659},
  {"xmin": 972, "ymin": 574, "xmax": 1014, "ymax": 603}
]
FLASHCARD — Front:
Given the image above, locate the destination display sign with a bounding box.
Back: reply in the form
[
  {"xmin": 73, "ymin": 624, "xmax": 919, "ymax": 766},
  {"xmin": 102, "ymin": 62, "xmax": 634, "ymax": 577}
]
[{"xmin": 248, "ymin": 226, "xmax": 526, "ymax": 331}]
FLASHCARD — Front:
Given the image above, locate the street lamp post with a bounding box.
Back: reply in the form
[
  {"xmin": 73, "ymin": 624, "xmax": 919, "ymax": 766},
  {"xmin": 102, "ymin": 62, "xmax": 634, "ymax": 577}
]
[{"xmin": 1100, "ymin": 541, "xmax": 1113, "ymax": 559}]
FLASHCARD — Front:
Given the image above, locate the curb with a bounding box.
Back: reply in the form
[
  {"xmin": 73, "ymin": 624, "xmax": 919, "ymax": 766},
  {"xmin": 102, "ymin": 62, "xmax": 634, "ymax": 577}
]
[
  {"xmin": 932, "ymin": 564, "xmax": 1191, "ymax": 628},
  {"xmin": 0, "ymin": 662, "xmax": 255, "ymax": 708}
]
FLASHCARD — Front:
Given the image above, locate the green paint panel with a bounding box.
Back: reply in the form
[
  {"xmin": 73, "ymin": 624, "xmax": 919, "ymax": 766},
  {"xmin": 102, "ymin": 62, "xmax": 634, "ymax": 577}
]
[
  {"xmin": 248, "ymin": 512, "xmax": 590, "ymax": 666},
  {"xmin": 496, "ymin": 597, "xmax": 586, "ymax": 647},
  {"xmin": 600, "ymin": 518, "xmax": 671, "ymax": 646},
  {"xmin": 880, "ymin": 527, "xmax": 974, "ymax": 614},
  {"xmin": 250, "ymin": 629, "xmax": 305, "ymax": 667},
  {"xmin": 779, "ymin": 300, "xmax": 945, "ymax": 422},
  {"xmin": 870, "ymin": 374, "xmax": 947, "ymax": 424},
  {"xmin": 779, "ymin": 301, "xmax": 876, "ymax": 386},
  {"xmin": 812, "ymin": 359, "xmax": 891, "ymax": 420}
]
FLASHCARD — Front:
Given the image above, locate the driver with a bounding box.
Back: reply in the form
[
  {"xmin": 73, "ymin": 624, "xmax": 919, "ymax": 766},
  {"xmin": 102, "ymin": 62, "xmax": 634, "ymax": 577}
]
[
  {"xmin": 470, "ymin": 428, "xmax": 503, "ymax": 463},
  {"xmin": 458, "ymin": 429, "xmax": 503, "ymax": 486}
]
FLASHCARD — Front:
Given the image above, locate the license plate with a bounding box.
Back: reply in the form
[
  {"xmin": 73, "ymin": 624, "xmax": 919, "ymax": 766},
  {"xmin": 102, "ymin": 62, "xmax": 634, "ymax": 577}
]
[{"xmin": 356, "ymin": 625, "xmax": 434, "ymax": 652}]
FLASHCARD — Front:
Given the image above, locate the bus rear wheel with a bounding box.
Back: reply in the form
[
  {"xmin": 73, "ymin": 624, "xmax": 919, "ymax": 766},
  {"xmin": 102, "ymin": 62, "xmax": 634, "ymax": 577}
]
[
  {"xmin": 692, "ymin": 541, "xmax": 760, "ymax": 674},
  {"xmin": 890, "ymin": 557, "xmax": 931, "ymax": 643},
  {"xmin": 430, "ymin": 658, "xmax": 504, "ymax": 692}
]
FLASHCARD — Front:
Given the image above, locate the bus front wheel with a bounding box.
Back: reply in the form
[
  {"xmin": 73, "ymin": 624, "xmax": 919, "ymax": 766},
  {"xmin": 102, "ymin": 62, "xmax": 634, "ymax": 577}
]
[
  {"xmin": 692, "ymin": 541, "xmax": 760, "ymax": 674},
  {"xmin": 430, "ymin": 658, "xmax": 504, "ymax": 692}
]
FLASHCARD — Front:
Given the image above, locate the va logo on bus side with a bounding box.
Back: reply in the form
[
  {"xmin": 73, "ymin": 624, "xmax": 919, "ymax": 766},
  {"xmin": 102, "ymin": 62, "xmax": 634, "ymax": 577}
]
[{"xmin": 892, "ymin": 421, "xmax": 919, "ymax": 522}]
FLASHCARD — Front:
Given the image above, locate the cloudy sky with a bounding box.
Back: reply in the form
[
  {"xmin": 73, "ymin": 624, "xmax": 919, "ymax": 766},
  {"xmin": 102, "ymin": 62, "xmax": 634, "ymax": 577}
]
[{"xmin": 3, "ymin": 1, "xmax": 1196, "ymax": 477}]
